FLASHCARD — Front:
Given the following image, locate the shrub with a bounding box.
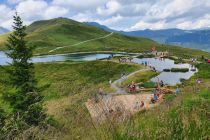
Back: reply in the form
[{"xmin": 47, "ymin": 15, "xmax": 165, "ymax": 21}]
[
  {"xmin": 171, "ymin": 68, "xmax": 189, "ymax": 72},
  {"xmin": 163, "ymin": 69, "xmax": 171, "ymax": 72},
  {"xmin": 137, "ymin": 54, "xmax": 155, "ymax": 58},
  {"xmin": 143, "ymin": 81, "xmax": 156, "ymax": 88}
]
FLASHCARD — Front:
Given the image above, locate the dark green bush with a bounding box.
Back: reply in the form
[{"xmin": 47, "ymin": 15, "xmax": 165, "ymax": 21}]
[
  {"xmin": 137, "ymin": 54, "xmax": 155, "ymax": 58},
  {"xmin": 163, "ymin": 69, "xmax": 171, "ymax": 72},
  {"xmin": 171, "ymin": 68, "xmax": 189, "ymax": 72}
]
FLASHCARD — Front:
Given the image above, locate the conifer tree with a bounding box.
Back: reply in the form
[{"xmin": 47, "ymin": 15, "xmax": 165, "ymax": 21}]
[{"xmin": 3, "ymin": 12, "xmax": 46, "ymax": 126}]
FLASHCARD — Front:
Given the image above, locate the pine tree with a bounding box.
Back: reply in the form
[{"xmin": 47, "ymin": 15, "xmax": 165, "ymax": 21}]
[{"xmin": 3, "ymin": 12, "xmax": 46, "ymax": 126}]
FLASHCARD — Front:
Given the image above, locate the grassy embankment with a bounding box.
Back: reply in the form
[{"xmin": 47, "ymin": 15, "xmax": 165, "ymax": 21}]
[
  {"xmin": 106, "ymin": 62, "xmax": 210, "ymax": 140},
  {"xmin": 120, "ymin": 70, "xmax": 158, "ymax": 88},
  {"xmin": 0, "ymin": 59, "xmax": 209, "ymax": 139},
  {"xmin": 0, "ymin": 60, "xmax": 144, "ymax": 139}
]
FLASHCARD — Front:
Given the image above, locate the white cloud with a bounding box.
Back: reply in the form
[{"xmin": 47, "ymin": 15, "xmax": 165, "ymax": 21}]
[
  {"xmin": 1, "ymin": 19, "xmax": 13, "ymax": 30},
  {"xmin": 97, "ymin": 14, "xmax": 123, "ymax": 25},
  {"xmin": 1, "ymin": 0, "xmax": 210, "ymax": 30},
  {"xmin": 15, "ymin": 0, "xmax": 69, "ymax": 27},
  {"xmin": 16, "ymin": 0, "xmax": 48, "ymax": 20},
  {"xmin": 71, "ymin": 12, "xmax": 94, "ymax": 22},
  {"xmin": 0, "ymin": 4, "xmax": 14, "ymax": 29},
  {"xmin": 177, "ymin": 14, "xmax": 210, "ymax": 29},
  {"xmin": 97, "ymin": 1, "xmax": 121, "ymax": 16},
  {"xmin": 128, "ymin": 20, "xmax": 167, "ymax": 31},
  {"xmin": 44, "ymin": 6, "xmax": 69, "ymax": 19},
  {"xmin": 0, "ymin": 0, "xmax": 70, "ymax": 30},
  {"xmin": 177, "ymin": 21, "xmax": 193, "ymax": 29},
  {"xmin": 124, "ymin": 0, "xmax": 210, "ymax": 30},
  {"xmin": 53, "ymin": 0, "xmax": 107, "ymax": 10}
]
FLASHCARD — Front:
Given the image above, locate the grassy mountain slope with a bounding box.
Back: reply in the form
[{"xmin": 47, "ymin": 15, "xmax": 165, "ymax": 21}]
[
  {"xmin": 0, "ymin": 61, "xmax": 142, "ymax": 139},
  {"xmin": 0, "ymin": 18, "xmax": 156, "ymax": 54},
  {"xmin": 86, "ymin": 22, "xmax": 210, "ymax": 52},
  {"xmin": 0, "ymin": 33, "xmax": 9, "ymax": 46},
  {"xmin": 0, "ymin": 18, "xmax": 210, "ymax": 58}
]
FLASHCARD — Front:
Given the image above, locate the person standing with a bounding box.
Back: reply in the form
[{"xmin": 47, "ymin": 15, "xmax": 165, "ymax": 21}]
[{"xmin": 109, "ymin": 79, "xmax": 112, "ymax": 85}]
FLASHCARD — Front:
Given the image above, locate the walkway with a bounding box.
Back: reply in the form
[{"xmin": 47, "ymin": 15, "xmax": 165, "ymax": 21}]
[
  {"xmin": 49, "ymin": 32, "xmax": 114, "ymax": 53},
  {"xmin": 110, "ymin": 68, "xmax": 150, "ymax": 95},
  {"xmin": 85, "ymin": 66, "xmax": 163, "ymax": 122}
]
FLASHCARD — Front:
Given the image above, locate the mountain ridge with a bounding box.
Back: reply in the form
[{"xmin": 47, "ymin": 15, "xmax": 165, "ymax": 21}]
[
  {"xmin": 0, "ymin": 18, "xmax": 156, "ymax": 55},
  {"xmin": 85, "ymin": 22, "xmax": 210, "ymax": 52},
  {"xmin": 0, "ymin": 17, "xmax": 209, "ymax": 58}
]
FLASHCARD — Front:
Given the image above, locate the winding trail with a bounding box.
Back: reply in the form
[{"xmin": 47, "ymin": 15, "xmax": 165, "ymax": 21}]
[
  {"xmin": 85, "ymin": 66, "xmax": 165, "ymax": 122},
  {"xmin": 49, "ymin": 32, "xmax": 114, "ymax": 53},
  {"xmin": 110, "ymin": 68, "xmax": 150, "ymax": 95}
]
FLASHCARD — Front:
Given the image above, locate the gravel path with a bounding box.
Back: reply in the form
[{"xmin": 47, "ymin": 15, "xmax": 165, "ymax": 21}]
[
  {"xmin": 49, "ymin": 32, "xmax": 114, "ymax": 53},
  {"xmin": 110, "ymin": 68, "xmax": 150, "ymax": 95}
]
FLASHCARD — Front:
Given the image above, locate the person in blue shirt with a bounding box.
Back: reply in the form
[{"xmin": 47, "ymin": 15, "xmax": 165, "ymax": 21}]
[{"xmin": 154, "ymin": 93, "xmax": 158, "ymax": 101}]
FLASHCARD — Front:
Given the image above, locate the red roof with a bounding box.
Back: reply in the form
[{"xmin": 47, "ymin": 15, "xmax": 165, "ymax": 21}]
[{"xmin": 208, "ymin": 59, "xmax": 210, "ymax": 63}]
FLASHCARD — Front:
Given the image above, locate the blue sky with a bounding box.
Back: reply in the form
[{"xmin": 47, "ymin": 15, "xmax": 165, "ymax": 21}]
[{"xmin": 1, "ymin": 0, "xmax": 210, "ymax": 31}]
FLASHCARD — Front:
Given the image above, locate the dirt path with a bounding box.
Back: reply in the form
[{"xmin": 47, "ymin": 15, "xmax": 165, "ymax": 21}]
[
  {"xmin": 85, "ymin": 67, "xmax": 164, "ymax": 122},
  {"xmin": 110, "ymin": 68, "xmax": 150, "ymax": 95},
  {"xmin": 49, "ymin": 32, "xmax": 114, "ymax": 53},
  {"xmin": 86, "ymin": 94, "xmax": 163, "ymax": 122}
]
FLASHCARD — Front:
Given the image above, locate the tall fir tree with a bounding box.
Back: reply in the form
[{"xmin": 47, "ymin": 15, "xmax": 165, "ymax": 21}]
[{"xmin": 3, "ymin": 12, "xmax": 46, "ymax": 126}]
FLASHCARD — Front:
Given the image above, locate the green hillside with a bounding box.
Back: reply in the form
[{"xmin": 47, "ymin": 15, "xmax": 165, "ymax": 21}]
[
  {"xmin": 0, "ymin": 18, "xmax": 210, "ymax": 58},
  {"xmin": 0, "ymin": 17, "xmax": 210, "ymax": 139},
  {"xmin": 1, "ymin": 60, "xmax": 209, "ymax": 139}
]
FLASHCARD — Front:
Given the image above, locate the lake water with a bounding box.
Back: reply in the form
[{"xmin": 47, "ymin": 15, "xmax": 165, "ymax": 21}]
[
  {"xmin": 0, "ymin": 51, "xmax": 197, "ymax": 86},
  {"xmin": 0, "ymin": 51, "xmax": 124, "ymax": 65},
  {"xmin": 132, "ymin": 58, "xmax": 197, "ymax": 86}
]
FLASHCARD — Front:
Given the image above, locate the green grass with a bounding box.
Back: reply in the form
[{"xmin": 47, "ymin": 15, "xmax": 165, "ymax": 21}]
[
  {"xmin": 106, "ymin": 61, "xmax": 210, "ymax": 140},
  {"xmin": 0, "ymin": 61, "xmax": 140, "ymax": 101},
  {"xmin": 143, "ymin": 81, "xmax": 157, "ymax": 88},
  {"xmin": 0, "ymin": 60, "xmax": 142, "ymax": 139},
  {"xmin": 168, "ymin": 56, "xmax": 185, "ymax": 64},
  {"xmin": 0, "ymin": 33, "xmax": 9, "ymax": 49},
  {"xmin": 120, "ymin": 70, "xmax": 158, "ymax": 88},
  {"xmin": 0, "ymin": 59, "xmax": 210, "ymax": 139},
  {"xmin": 195, "ymin": 63, "xmax": 210, "ymax": 79}
]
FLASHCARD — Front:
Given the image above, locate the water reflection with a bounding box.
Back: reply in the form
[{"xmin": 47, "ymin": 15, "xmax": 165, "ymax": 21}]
[
  {"xmin": 132, "ymin": 58, "xmax": 197, "ymax": 86},
  {"xmin": 0, "ymin": 51, "xmax": 124, "ymax": 65}
]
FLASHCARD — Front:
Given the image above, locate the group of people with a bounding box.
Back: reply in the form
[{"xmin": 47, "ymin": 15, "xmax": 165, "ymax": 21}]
[
  {"xmin": 134, "ymin": 100, "xmax": 145, "ymax": 109},
  {"xmin": 128, "ymin": 81, "xmax": 137, "ymax": 93},
  {"xmin": 190, "ymin": 65, "xmax": 196, "ymax": 71},
  {"xmin": 141, "ymin": 61, "xmax": 157, "ymax": 72},
  {"xmin": 153, "ymin": 51, "xmax": 168, "ymax": 57},
  {"xmin": 118, "ymin": 57, "xmax": 133, "ymax": 63},
  {"xmin": 107, "ymin": 54, "xmax": 114, "ymax": 60},
  {"xmin": 150, "ymin": 88, "xmax": 161, "ymax": 104},
  {"xmin": 141, "ymin": 61, "xmax": 148, "ymax": 66},
  {"xmin": 191, "ymin": 58, "xmax": 197, "ymax": 63}
]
